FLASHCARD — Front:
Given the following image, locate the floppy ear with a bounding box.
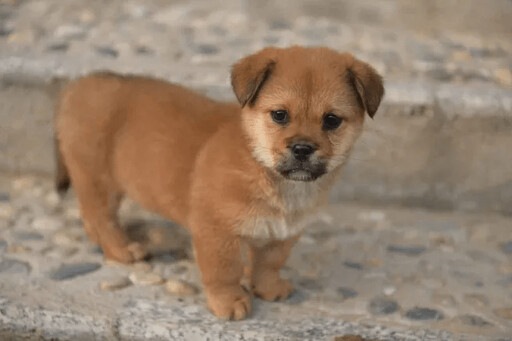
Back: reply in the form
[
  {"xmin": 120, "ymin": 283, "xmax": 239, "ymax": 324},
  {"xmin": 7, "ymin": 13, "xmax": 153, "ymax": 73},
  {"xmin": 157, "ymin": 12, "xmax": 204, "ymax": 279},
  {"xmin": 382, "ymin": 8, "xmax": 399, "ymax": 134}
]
[
  {"xmin": 231, "ymin": 49, "xmax": 276, "ymax": 107},
  {"xmin": 348, "ymin": 58, "xmax": 384, "ymax": 118}
]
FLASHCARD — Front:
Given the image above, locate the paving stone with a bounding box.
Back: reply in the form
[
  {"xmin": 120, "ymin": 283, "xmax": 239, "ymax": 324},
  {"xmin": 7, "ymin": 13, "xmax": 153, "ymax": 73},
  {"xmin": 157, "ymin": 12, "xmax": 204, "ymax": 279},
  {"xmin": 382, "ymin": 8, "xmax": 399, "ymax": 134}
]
[
  {"xmin": 337, "ymin": 287, "xmax": 358, "ymax": 299},
  {"xmin": 50, "ymin": 262, "xmax": 101, "ymax": 281},
  {"xmin": 387, "ymin": 245, "xmax": 426, "ymax": 256},
  {"xmin": 405, "ymin": 307, "xmax": 444, "ymax": 321},
  {"xmin": 368, "ymin": 298, "xmax": 399, "ymax": 315},
  {"xmin": 0, "ymin": 258, "xmax": 31, "ymax": 274},
  {"xmin": 456, "ymin": 314, "xmax": 492, "ymax": 327},
  {"xmin": 100, "ymin": 276, "xmax": 132, "ymax": 291}
]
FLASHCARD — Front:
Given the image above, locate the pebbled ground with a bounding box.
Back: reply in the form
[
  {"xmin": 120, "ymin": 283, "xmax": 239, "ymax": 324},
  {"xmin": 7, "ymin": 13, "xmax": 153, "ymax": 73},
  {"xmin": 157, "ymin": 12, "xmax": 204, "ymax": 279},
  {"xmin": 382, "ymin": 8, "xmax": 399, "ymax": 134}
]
[{"xmin": 0, "ymin": 174, "xmax": 511, "ymax": 340}]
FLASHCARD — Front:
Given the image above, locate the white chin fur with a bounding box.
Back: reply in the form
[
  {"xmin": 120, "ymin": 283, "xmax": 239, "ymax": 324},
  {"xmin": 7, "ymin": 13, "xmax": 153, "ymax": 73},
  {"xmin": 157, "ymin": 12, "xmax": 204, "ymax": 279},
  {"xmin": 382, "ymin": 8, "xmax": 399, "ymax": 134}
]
[{"xmin": 286, "ymin": 170, "xmax": 314, "ymax": 181}]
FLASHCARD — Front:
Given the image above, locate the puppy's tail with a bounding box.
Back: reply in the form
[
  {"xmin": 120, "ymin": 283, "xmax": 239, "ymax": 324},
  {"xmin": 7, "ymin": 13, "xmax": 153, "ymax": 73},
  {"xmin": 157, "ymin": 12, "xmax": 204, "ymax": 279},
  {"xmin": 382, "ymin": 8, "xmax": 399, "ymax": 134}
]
[
  {"xmin": 54, "ymin": 135, "xmax": 70, "ymax": 197},
  {"xmin": 52, "ymin": 77, "xmax": 71, "ymax": 197}
]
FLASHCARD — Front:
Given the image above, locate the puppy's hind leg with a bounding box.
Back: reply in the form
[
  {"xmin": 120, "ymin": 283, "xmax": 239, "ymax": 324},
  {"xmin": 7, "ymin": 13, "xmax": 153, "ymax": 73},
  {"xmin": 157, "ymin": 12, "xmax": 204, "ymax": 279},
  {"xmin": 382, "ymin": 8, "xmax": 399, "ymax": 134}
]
[{"xmin": 71, "ymin": 172, "xmax": 147, "ymax": 263}]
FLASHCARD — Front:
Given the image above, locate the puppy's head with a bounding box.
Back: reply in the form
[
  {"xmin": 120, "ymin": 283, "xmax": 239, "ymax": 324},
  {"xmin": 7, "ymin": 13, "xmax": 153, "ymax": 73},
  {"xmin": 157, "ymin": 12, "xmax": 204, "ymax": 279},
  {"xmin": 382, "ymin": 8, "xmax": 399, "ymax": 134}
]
[{"xmin": 232, "ymin": 46, "xmax": 384, "ymax": 182}]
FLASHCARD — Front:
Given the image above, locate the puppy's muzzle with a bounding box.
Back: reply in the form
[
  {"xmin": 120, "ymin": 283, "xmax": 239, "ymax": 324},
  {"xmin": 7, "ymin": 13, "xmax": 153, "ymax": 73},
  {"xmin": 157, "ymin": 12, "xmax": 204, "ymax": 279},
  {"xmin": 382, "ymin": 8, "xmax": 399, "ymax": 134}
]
[{"xmin": 290, "ymin": 142, "xmax": 316, "ymax": 161}]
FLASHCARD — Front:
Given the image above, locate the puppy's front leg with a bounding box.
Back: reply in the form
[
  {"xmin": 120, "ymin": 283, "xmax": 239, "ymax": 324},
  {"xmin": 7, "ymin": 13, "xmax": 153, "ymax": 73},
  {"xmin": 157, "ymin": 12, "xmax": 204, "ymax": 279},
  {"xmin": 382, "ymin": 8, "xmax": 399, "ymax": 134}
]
[
  {"xmin": 248, "ymin": 236, "xmax": 299, "ymax": 301},
  {"xmin": 193, "ymin": 229, "xmax": 251, "ymax": 320}
]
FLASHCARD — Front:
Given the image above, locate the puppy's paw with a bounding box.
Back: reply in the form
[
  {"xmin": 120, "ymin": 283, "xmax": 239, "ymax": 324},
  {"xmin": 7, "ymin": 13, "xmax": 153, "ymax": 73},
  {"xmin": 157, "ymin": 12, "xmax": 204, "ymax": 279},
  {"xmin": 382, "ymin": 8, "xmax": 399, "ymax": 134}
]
[
  {"xmin": 103, "ymin": 242, "xmax": 148, "ymax": 264},
  {"xmin": 254, "ymin": 278, "xmax": 293, "ymax": 301},
  {"xmin": 207, "ymin": 287, "xmax": 251, "ymax": 320}
]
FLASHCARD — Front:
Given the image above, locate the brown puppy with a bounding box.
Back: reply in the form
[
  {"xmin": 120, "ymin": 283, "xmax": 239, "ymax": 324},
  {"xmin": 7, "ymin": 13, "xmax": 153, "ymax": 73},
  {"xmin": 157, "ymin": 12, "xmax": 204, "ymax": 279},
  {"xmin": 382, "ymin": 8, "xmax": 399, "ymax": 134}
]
[{"xmin": 55, "ymin": 46, "xmax": 384, "ymax": 320}]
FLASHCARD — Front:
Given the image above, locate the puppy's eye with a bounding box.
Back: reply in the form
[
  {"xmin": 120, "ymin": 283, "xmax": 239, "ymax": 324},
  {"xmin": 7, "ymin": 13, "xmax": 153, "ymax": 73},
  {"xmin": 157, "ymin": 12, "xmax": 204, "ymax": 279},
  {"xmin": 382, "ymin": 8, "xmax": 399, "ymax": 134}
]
[
  {"xmin": 322, "ymin": 113, "xmax": 343, "ymax": 130},
  {"xmin": 271, "ymin": 110, "xmax": 289, "ymax": 125}
]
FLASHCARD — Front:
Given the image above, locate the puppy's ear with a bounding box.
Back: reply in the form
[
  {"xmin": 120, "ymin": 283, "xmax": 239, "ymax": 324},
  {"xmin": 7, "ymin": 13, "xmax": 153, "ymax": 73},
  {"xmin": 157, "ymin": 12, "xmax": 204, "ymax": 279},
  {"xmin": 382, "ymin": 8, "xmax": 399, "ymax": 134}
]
[
  {"xmin": 231, "ymin": 49, "xmax": 276, "ymax": 107},
  {"xmin": 347, "ymin": 58, "xmax": 384, "ymax": 118}
]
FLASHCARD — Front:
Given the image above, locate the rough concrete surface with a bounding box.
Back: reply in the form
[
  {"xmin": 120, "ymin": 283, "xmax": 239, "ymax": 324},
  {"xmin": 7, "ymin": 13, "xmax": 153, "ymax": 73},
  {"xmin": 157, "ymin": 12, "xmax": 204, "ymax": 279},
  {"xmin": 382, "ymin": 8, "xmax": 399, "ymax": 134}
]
[{"xmin": 0, "ymin": 175, "xmax": 511, "ymax": 340}]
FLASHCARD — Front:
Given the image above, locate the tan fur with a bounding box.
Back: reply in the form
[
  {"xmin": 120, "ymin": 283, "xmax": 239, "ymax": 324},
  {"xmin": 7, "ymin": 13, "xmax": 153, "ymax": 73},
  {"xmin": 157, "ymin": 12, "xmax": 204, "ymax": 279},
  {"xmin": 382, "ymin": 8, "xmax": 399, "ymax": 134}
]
[{"xmin": 55, "ymin": 46, "xmax": 384, "ymax": 320}]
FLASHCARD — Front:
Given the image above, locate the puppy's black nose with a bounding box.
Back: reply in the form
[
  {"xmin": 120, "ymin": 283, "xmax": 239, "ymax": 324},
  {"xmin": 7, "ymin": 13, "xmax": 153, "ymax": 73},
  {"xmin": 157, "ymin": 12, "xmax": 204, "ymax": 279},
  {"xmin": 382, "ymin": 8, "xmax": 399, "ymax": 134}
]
[{"xmin": 291, "ymin": 143, "xmax": 315, "ymax": 161}]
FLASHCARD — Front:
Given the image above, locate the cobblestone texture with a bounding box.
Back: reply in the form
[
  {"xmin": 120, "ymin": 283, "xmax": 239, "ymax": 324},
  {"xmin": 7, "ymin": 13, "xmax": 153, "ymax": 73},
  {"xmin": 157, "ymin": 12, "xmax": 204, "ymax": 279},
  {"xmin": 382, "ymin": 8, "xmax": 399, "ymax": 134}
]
[
  {"xmin": 0, "ymin": 175, "xmax": 511, "ymax": 340},
  {"xmin": 0, "ymin": 0, "xmax": 511, "ymax": 89}
]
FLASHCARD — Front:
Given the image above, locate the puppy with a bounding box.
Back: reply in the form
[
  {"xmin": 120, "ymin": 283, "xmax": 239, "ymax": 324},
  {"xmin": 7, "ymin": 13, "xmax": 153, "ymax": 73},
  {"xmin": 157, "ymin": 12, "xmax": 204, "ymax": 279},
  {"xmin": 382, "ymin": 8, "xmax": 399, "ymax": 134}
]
[{"xmin": 54, "ymin": 46, "xmax": 384, "ymax": 320}]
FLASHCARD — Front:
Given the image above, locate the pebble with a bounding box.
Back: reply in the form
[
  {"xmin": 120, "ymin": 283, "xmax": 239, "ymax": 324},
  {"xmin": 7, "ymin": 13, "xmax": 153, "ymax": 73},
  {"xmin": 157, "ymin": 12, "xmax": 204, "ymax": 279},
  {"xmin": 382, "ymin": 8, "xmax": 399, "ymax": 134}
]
[
  {"xmin": 65, "ymin": 207, "xmax": 81, "ymax": 220},
  {"xmin": 456, "ymin": 314, "xmax": 492, "ymax": 327},
  {"xmin": 0, "ymin": 192, "xmax": 9, "ymax": 202},
  {"xmin": 0, "ymin": 203, "xmax": 13, "ymax": 219},
  {"xmin": 44, "ymin": 192, "xmax": 61, "ymax": 208},
  {"xmin": 165, "ymin": 279, "xmax": 198, "ymax": 296},
  {"xmin": 32, "ymin": 216, "xmax": 64, "ymax": 231},
  {"xmin": 13, "ymin": 231, "xmax": 44, "ymax": 241},
  {"xmin": 0, "ymin": 259, "xmax": 31, "ymax": 274},
  {"xmin": 387, "ymin": 245, "xmax": 426, "ymax": 256},
  {"xmin": 501, "ymin": 241, "xmax": 512, "ymax": 255},
  {"xmin": 46, "ymin": 42, "xmax": 69, "ymax": 52},
  {"xmin": 337, "ymin": 287, "xmax": 358, "ymax": 299},
  {"xmin": 358, "ymin": 210, "xmax": 386, "ymax": 222},
  {"xmin": 7, "ymin": 244, "xmax": 31, "ymax": 253},
  {"xmin": 50, "ymin": 262, "xmax": 101, "ymax": 281},
  {"xmin": 100, "ymin": 276, "xmax": 132, "ymax": 291},
  {"xmin": 54, "ymin": 25, "xmax": 86, "ymax": 40},
  {"xmin": 334, "ymin": 336, "xmax": 377, "ymax": 341},
  {"xmin": 129, "ymin": 271, "xmax": 164, "ymax": 285},
  {"xmin": 368, "ymin": 297, "xmax": 399, "ymax": 315},
  {"xmin": 96, "ymin": 46, "xmax": 119, "ymax": 58},
  {"xmin": 383, "ymin": 286, "xmax": 396, "ymax": 296},
  {"xmin": 53, "ymin": 229, "xmax": 85, "ymax": 245},
  {"xmin": 42, "ymin": 246, "xmax": 78, "ymax": 258},
  {"xmin": 196, "ymin": 44, "xmax": 219, "ymax": 55},
  {"xmin": 432, "ymin": 293, "xmax": 456, "ymax": 306},
  {"xmin": 343, "ymin": 261, "xmax": 363, "ymax": 270},
  {"xmin": 494, "ymin": 68, "xmax": 512, "ymax": 86},
  {"xmin": 0, "ymin": 239, "xmax": 6, "ymax": 254},
  {"xmin": 494, "ymin": 307, "xmax": 512, "ymax": 320},
  {"xmin": 12, "ymin": 177, "xmax": 35, "ymax": 191},
  {"xmin": 463, "ymin": 293, "xmax": 489, "ymax": 307},
  {"xmin": 405, "ymin": 307, "xmax": 444, "ymax": 321}
]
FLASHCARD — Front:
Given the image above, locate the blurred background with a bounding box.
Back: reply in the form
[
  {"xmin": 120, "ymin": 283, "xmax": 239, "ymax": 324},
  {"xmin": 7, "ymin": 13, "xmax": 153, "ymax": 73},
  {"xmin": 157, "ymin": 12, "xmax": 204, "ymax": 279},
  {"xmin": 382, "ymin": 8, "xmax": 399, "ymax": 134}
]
[
  {"xmin": 0, "ymin": 1, "xmax": 511, "ymax": 340},
  {"xmin": 1, "ymin": 0, "xmax": 511, "ymax": 215}
]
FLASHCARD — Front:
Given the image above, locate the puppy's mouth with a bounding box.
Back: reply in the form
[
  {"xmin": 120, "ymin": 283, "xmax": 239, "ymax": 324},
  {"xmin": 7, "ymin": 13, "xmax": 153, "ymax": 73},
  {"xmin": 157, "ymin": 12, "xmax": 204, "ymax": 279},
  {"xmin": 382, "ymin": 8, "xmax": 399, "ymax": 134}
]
[{"xmin": 276, "ymin": 161, "xmax": 327, "ymax": 182}]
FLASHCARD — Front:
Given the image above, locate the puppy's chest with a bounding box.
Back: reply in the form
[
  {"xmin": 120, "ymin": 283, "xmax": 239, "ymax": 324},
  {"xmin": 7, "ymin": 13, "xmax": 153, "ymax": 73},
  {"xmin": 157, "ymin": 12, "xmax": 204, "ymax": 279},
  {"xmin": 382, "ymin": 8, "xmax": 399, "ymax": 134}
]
[{"xmin": 240, "ymin": 181, "xmax": 324, "ymax": 240}]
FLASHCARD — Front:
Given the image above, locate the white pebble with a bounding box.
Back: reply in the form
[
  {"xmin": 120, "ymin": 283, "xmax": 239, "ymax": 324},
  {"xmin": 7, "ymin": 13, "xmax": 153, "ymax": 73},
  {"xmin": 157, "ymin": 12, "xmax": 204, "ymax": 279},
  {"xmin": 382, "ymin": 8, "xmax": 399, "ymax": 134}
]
[
  {"xmin": 129, "ymin": 271, "xmax": 164, "ymax": 285},
  {"xmin": 100, "ymin": 277, "xmax": 132, "ymax": 291},
  {"xmin": 165, "ymin": 279, "xmax": 198, "ymax": 296}
]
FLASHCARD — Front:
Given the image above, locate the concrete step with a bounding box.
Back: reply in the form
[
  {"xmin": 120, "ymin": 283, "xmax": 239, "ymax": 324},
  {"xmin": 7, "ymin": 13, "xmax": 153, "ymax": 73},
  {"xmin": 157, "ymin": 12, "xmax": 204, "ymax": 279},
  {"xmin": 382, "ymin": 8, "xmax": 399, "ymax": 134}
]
[
  {"xmin": 1, "ymin": 58, "xmax": 511, "ymax": 216},
  {"xmin": 0, "ymin": 174, "xmax": 511, "ymax": 340}
]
